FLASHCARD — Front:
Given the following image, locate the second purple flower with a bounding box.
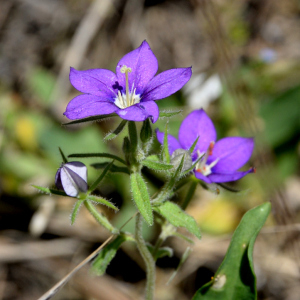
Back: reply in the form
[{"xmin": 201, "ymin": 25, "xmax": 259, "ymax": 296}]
[
  {"xmin": 64, "ymin": 40, "xmax": 192, "ymax": 123},
  {"xmin": 156, "ymin": 109, "xmax": 255, "ymax": 183}
]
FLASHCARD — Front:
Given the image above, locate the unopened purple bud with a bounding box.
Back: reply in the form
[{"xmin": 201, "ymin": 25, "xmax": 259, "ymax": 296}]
[{"xmin": 55, "ymin": 161, "xmax": 88, "ymax": 197}]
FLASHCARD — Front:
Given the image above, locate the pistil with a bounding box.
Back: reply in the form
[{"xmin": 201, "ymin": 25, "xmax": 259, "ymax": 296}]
[
  {"xmin": 114, "ymin": 65, "xmax": 141, "ymax": 109},
  {"xmin": 120, "ymin": 65, "xmax": 132, "ymax": 107}
]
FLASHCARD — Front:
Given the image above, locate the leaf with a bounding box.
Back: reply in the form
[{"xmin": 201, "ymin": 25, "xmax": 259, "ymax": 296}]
[
  {"xmin": 71, "ymin": 200, "xmax": 84, "ymax": 224},
  {"xmin": 91, "ymin": 162, "xmax": 130, "ymax": 174},
  {"xmin": 159, "ymin": 110, "xmax": 182, "ymax": 118},
  {"xmin": 92, "ymin": 234, "xmax": 134, "ymax": 276},
  {"xmin": 154, "ymin": 201, "xmax": 201, "ymax": 239},
  {"xmin": 130, "ymin": 172, "xmax": 153, "ymax": 226},
  {"xmin": 104, "ymin": 120, "xmax": 127, "ymax": 141},
  {"xmin": 181, "ymin": 181, "xmax": 198, "ymax": 210},
  {"xmin": 68, "ymin": 152, "xmax": 126, "ymax": 165},
  {"xmin": 147, "ymin": 244, "xmax": 173, "ymax": 260},
  {"xmin": 152, "ymin": 156, "xmax": 186, "ymax": 204},
  {"xmin": 32, "ymin": 185, "xmax": 67, "ymax": 196},
  {"xmin": 84, "ymin": 200, "xmax": 118, "ymax": 234},
  {"xmin": 167, "ymin": 247, "xmax": 192, "ymax": 285},
  {"xmin": 188, "ymin": 136, "xmax": 200, "ymax": 155},
  {"xmin": 192, "ymin": 202, "xmax": 271, "ymax": 300},
  {"xmin": 86, "ymin": 195, "xmax": 119, "ymax": 211},
  {"xmin": 63, "ymin": 113, "xmax": 117, "ymax": 125},
  {"xmin": 142, "ymin": 157, "xmax": 173, "ymax": 171},
  {"xmin": 162, "ymin": 122, "xmax": 171, "ymax": 164},
  {"xmin": 58, "ymin": 147, "xmax": 68, "ymax": 163},
  {"xmin": 88, "ymin": 160, "xmax": 114, "ymax": 193}
]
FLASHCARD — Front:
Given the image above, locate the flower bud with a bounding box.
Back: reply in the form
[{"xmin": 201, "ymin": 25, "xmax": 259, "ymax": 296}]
[
  {"xmin": 55, "ymin": 161, "xmax": 88, "ymax": 197},
  {"xmin": 170, "ymin": 149, "xmax": 193, "ymax": 172}
]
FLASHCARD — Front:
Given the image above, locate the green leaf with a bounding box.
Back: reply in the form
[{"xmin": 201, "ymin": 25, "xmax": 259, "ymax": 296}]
[
  {"xmin": 63, "ymin": 113, "xmax": 117, "ymax": 125},
  {"xmin": 86, "ymin": 195, "xmax": 119, "ymax": 211},
  {"xmin": 58, "ymin": 147, "xmax": 68, "ymax": 163},
  {"xmin": 68, "ymin": 152, "xmax": 126, "ymax": 165},
  {"xmin": 167, "ymin": 247, "xmax": 192, "ymax": 285},
  {"xmin": 188, "ymin": 136, "xmax": 200, "ymax": 155},
  {"xmin": 104, "ymin": 120, "xmax": 127, "ymax": 141},
  {"xmin": 152, "ymin": 156, "xmax": 185, "ymax": 204},
  {"xmin": 181, "ymin": 181, "xmax": 197, "ymax": 210},
  {"xmin": 147, "ymin": 244, "xmax": 173, "ymax": 260},
  {"xmin": 130, "ymin": 172, "xmax": 153, "ymax": 226},
  {"xmin": 192, "ymin": 202, "xmax": 271, "ymax": 300},
  {"xmin": 92, "ymin": 234, "xmax": 134, "ymax": 276},
  {"xmin": 91, "ymin": 162, "xmax": 130, "ymax": 174},
  {"xmin": 162, "ymin": 122, "xmax": 170, "ymax": 163},
  {"xmin": 159, "ymin": 110, "xmax": 182, "ymax": 118},
  {"xmin": 32, "ymin": 185, "xmax": 67, "ymax": 196},
  {"xmin": 142, "ymin": 157, "xmax": 173, "ymax": 171},
  {"xmin": 84, "ymin": 200, "xmax": 118, "ymax": 234},
  {"xmin": 154, "ymin": 201, "xmax": 201, "ymax": 239},
  {"xmin": 71, "ymin": 200, "xmax": 84, "ymax": 224},
  {"xmin": 88, "ymin": 160, "xmax": 113, "ymax": 193}
]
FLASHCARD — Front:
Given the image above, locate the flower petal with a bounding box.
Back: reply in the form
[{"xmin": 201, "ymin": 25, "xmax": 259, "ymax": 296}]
[
  {"xmin": 69, "ymin": 67, "xmax": 118, "ymax": 97},
  {"xmin": 178, "ymin": 109, "xmax": 216, "ymax": 154},
  {"xmin": 207, "ymin": 169, "xmax": 254, "ymax": 183},
  {"xmin": 156, "ymin": 129, "xmax": 181, "ymax": 156},
  {"xmin": 64, "ymin": 94, "xmax": 118, "ymax": 120},
  {"xmin": 116, "ymin": 41, "xmax": 158, "ymax": 94},
  {"xmin": 142, "ymin": 67, "xmax": 192, "ymax": 101},
  {"xmin": 194, "ymin": 171, "xmax": 212, "ymax": 184},
  {"xmin": 116, "ymin": 100, "xmax": 159, "ymax": 123},
  {"xmin": 209, "ymin": 137, "xmax": 254, "ymax": 172}
]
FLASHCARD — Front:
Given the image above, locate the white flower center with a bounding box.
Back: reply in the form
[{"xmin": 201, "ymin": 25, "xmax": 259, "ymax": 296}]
[
  {"xmin": 114, "ymin": 65, "xmax": 141, "ymax": 109},
  {"xmin": 195, "ymin": 141, "xmax": 219, "ymax": 176}
]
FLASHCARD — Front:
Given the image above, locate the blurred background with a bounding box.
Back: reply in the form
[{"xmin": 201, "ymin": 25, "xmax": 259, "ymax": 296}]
[{"xmin": 0, "ymin": 0, "xmax": 300, "ymax": 299}]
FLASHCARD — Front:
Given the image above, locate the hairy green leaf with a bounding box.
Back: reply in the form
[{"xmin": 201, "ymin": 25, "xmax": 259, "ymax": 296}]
[
  {"xmin": 58, "ymin": 147, "xmax": 68, "ymax": 163},
  {"xmin": 32, "ymin": 185, "xmax": 67, "ymax": 196},
  {"xmin": 68, "ymin": 152, "xmax": 126, "ymax": 165},
  {"xmin": 162, "ymin": 122, "xmax": 170, "ymax": 163},
  {"xmin": 130, "ymin": 172, "xmax": 153, "ymax": 226},
  {"xmin": 84, "ymin": 200, "xmax": 118, "ymax": 234},
  {"xmin": 71, "ymin": 200, "xmax": 84, "ymax": 224},
  {"xmin": 86, "ymin": 195, "xmax": 119, "ymax": 211},
  {"xmin": 88, "ymin": 160, "xmax": 113, "ymax": 193},
  {"xmin": 142, "ymin": 158, "xmax": 173, "ymax": 171},
  {"xmin": 159, "ymin": 110, "xmax": 182, "ymax": 118},
  {"xmin": 104, "ymin": 120, "xmax": 127, "ymax": 141},
  {"xmin": 91, "ymin": 162, "xmax": 130, "ymax": 174},
  {"xmin": 154, "ymin": 201, "xmax": 201, "ymax": 239},
  {"xmin": 92, "ymin": 234, "xmax": 134, "ymax": 276},
  {"xmin": 193, "ymin": 202, "xmax": 271, "ymax": 300},
  {"xmin": 63, "ymin": 113, "xmax": 117, "ymax": 125}
]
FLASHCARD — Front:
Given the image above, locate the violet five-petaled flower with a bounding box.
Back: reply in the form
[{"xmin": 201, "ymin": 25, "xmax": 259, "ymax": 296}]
[
  {"xmin": 156, "ymin": 109, "xmax": 255, "ymax": 183},
  {"xmin": 64, "ymin": 40, "xmax": 192, "ymax": 123}
]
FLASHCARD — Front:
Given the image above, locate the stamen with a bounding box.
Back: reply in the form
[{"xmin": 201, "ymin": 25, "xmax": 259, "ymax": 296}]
[{"xmin": 208, "ymin": 141, "xmax": 215, "ymax": 156}]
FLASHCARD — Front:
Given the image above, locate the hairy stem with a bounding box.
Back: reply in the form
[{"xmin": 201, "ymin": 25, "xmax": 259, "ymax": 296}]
[{"xmin": 135, "ymin": 214, "xmax": 156, "ymax": 300}]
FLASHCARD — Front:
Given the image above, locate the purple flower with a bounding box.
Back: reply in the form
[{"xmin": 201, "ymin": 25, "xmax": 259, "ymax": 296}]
[
  {"xmin": 156, "ymin": 109, "xmax": 255, "ymax": 183},
  {"xmin": 64, "ymin": 40, "xmax": 192, "ymax": 123},
  {"xmin": 55, "ymin": 161, "xmax": 88, "ymax": 197}
]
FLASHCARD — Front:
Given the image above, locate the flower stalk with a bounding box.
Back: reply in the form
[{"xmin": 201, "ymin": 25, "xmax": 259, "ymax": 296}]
[{"xmin": 135, "ymin": 214, "xmax": 156, "ymax": 300}]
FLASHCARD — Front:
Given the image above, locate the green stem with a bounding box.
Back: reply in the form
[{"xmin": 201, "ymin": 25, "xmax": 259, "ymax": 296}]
[
  {"xmin": 135, "ymin": 214, "xmax": 156, "ymax": 300},
  {"xmin": 181, "ymin": 181, "xmax": 197, "ymax": 210},
  {"xmin": 152, "ymin": 235, "xmax": 164, "ymax": 261}
]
